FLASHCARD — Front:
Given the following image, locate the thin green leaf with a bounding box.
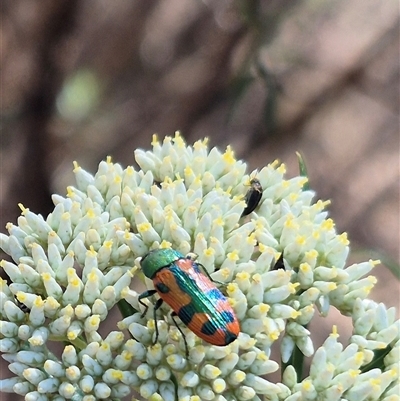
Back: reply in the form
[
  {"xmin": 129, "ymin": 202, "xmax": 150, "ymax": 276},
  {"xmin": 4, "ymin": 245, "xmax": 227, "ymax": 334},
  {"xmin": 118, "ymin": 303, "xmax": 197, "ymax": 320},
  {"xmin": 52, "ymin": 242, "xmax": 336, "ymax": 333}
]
[
  {"xmin": 296, "ymin": 151, "xmax": 310, "ymax": 190},
  {"xmin": 282, "ymin": 343, "xmax": 305, "ymax": 382},
  {"xmin": 361, "ymin": 345, "xmax": 392, "ymax": 373},
  {"xmin": 117, "ymin": 298, "xmax": 137, "ymax": 319}
]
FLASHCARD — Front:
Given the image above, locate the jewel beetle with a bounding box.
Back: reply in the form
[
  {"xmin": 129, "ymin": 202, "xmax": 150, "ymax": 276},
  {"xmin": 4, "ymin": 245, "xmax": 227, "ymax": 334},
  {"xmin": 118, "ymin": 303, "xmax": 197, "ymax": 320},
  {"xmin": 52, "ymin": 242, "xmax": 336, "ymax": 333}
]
[
  {"xmin": 138, "ymin": 248, "xmax": 240, "ymax": 355},
  {"xmin": 241, "ymin": 178, "xmax": 263, "ymax": 217}
]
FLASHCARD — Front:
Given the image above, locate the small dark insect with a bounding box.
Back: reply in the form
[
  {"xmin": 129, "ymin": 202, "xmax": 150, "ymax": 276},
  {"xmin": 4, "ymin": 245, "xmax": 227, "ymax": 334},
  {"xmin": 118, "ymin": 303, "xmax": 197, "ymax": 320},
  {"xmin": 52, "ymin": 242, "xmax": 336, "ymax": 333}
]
[
  {"xmin": 241, "ymin": 178, "xmax": 263, "ymax": 217},
  {"xmin": 272, "ymin": 253, "xmax": 285, "ymax": 271}
]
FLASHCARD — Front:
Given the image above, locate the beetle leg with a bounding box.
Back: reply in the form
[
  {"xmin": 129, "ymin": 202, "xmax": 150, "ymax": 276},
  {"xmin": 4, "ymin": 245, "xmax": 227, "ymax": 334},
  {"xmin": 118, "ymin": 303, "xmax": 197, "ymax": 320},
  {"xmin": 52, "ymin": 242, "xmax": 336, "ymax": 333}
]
[
  {"xmin": 138, "ymin": 289, "xmax": 157, "ymax": 318},
  {"xmin": 152, "ymin": 297, "xmax": 164, "ymax": 345},
  {"xmin": 171, "ymin": 311, "xmax": 189, "ymax": 358},
  {"xmin": 185, "ymin": 255, "xmax": 224, "ymax": 286},
  {"xmin": 197, "ymin": 262, "xmax": 225, "ymax": 287}
]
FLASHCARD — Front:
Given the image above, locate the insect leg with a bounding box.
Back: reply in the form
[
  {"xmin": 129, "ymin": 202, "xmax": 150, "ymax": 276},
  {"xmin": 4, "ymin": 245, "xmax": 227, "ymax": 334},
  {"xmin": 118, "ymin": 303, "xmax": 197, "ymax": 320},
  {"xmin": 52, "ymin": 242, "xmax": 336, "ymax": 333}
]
[
  {"xmin": 152, "ymin": 297, "xmax": 164, "ymax": 345},
  {"xmin": 138, "ymin": 289, "xmax": 157, "ymax": 318},
  {"xmin": 171, "ymin": 311, "xmax": 189, "ymax": 358},
  {"xmin": 197, "ymin": 262, "xmax": 225, "ymax": 287}
]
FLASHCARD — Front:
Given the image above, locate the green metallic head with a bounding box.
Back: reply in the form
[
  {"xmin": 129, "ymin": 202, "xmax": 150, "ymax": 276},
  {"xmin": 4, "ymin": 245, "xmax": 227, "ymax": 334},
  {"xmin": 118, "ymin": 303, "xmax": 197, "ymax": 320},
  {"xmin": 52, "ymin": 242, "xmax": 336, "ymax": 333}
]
[{"xmin": 140, "ymin": 248, "xmax": 183, "ymax": 279}]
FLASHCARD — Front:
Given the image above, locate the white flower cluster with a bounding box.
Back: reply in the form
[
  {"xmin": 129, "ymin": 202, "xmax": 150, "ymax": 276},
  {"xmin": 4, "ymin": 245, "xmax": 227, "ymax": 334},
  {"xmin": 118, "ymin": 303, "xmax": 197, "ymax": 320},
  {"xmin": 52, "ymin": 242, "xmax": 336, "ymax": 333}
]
[
  {"xmin": 284, "ymin": 319, "xmax": 399, "ymax": 401},
  {"xmin": 0, "ymin": 132, "xmax": 398, "ymax": 401}
]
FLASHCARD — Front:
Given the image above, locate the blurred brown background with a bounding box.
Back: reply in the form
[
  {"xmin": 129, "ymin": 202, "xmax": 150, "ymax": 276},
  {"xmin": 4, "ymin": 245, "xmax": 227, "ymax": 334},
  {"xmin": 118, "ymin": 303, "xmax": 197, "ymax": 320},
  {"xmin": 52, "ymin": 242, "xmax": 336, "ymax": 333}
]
[{"xmin": 1, "ymin": 0, "xmax": 399, "ymax": 396}]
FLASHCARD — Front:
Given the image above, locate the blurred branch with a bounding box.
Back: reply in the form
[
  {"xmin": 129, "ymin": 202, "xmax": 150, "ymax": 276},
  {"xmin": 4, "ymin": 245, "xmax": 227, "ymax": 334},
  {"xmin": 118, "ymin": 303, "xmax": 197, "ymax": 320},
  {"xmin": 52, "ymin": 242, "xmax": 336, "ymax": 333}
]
[
  {"xmin": 2, "ymin": 1, "xmax": 79, "ymax": 226},
  {"xmin": 256, "ymin": 18, "xmax": 400, "ymax": 146}
]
